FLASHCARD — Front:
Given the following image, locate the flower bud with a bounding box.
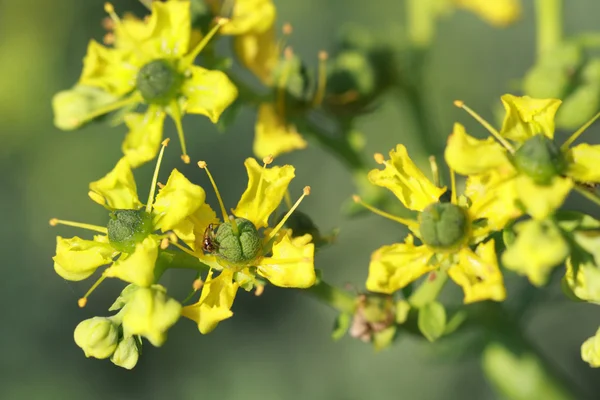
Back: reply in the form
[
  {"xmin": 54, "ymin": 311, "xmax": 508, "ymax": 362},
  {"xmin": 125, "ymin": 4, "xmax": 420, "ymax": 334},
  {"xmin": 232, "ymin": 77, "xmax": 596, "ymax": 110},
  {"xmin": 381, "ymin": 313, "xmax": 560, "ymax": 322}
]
[
  {"xmin": 136, "ymin": 59, "xmax": 183, "ymax": 105},
  {"xmin": 555, "ymin": 84, "xmax": 600, "ymax": 130},
  {"xmin": 111, "ymin": 337, "xmax": 140, "ymax": 370},
  {"xmin": 419, "ymin": 203, "xmax": 469, "ymax": 250},
  {"xmin": 74, "ymin": 317, "xmax": 119, "ymax": 359},
  {"xmin": 582, "ymin": 328, "xmax": 600, "ymax": 367},
  {"xmin": 512, "ymin": 134, "xmax": 566, "ymax": 185},
  {"xmin": 107, "ymin": 209, "xmax": 154, "ymax": 253},
  {"xmin": 215, "ymin": 218, "xmax": 261, "ymax": 264}
]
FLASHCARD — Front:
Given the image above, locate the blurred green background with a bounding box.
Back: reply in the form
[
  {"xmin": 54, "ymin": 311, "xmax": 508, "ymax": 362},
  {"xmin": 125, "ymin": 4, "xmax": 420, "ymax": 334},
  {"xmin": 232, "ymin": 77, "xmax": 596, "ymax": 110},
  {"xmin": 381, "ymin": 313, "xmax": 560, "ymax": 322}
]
[{"xmin": 2, "ymin": 0, "xmax": 600, "ymax": 398}]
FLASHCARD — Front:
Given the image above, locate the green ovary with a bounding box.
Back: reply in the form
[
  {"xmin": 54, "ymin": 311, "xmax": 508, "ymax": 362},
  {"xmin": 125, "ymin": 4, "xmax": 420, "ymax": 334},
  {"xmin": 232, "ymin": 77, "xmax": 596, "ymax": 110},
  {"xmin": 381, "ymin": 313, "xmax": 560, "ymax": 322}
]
[
  {"xmin": 215, "ymin": 218, "xmax": 262, "ymax": 264},
  {"xmin": 419, "ymin": 203, "xmax": 469, "ymax": 250},
  {"xmin": 136, "ymin": 59, "xmax": 183, "ymax": 105}
]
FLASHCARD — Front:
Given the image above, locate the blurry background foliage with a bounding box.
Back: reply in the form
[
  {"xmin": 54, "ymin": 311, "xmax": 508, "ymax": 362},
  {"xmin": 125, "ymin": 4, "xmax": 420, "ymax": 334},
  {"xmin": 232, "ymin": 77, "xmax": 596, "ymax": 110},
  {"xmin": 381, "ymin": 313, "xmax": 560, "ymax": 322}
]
[{"xmin": 2, "ymin": 0, "xmax": 600, "ymax": 398}]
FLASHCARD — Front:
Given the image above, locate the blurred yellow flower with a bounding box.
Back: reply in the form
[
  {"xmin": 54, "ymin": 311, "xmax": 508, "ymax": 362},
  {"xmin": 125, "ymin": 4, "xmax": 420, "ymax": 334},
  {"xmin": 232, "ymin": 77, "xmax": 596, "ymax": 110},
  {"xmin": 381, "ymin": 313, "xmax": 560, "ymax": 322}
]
[
  {"xmin": 582, "ymin": 328, "xmax": 600, "ymax": 367},
  {"xmin": 454, "ymin": 0, "xmax": 521, "ymax": 27}
]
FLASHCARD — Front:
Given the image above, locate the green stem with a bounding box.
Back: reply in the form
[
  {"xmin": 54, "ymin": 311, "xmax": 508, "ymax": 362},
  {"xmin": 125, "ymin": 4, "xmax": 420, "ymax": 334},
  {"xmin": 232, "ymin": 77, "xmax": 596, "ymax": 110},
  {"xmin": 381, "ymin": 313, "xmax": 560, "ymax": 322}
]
[
  {"xmin": 535, "ymin": 0, "xmax": 563, "ymax": 58},
  {"xmin": 406, "ymin": 0, "xmax": 436, "ymax": 48},
  {"xmin": 305, "ymin": 279, "xmax": 356, "ymax": 314}
]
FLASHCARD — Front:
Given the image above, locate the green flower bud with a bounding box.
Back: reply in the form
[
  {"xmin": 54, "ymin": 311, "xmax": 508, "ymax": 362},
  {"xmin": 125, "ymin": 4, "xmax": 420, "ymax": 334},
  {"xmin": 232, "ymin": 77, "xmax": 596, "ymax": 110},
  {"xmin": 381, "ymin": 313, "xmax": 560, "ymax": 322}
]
[
  {"xmin": 74, "ymin": 317, "xmax": 119, "ymax": 359},
  {"xmin": 136, "ymin": 59, "xmax": 183, "ymax": 105},
  {"xmin": 111, "ymin": 337, "xmax": 140, "ymax": 370},
  {"xmin": 512, "ymin": 134, "xmax": 566, "ymax": 185},
  {"xmin": 215, "ymin": 218, "xmax": 261, "ymax": 264},
  {"xmin": 107, "ymin": 209, "xmax": 154, "ymax": 253},
  {"xmin": 556, "ymin": 84, "xmax": 600, "ymax": 130},
  {"xmin": 327, "ymin": 50, "xmax": 376, "ymax": 100},
  {"xmin": 419, "ymin": 203, "xmax": 469, "ymax": 250}
]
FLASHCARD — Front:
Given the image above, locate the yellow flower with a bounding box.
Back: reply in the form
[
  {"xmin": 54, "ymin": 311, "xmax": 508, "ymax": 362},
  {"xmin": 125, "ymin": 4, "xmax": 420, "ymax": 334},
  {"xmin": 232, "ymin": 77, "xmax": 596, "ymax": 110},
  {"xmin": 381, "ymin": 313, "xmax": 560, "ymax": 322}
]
[
  {"xmin": 52, "ymin": 1, "xmax": 238, "ymax": 165},
  {"xmin": 454, "ymin": 0, "xmax": 521, "ymax": 27},
  {"xmin": 582, "ymin": 328, "xmax": 600, "ymax": 367},
  {"xmin": 253, "ymin": 103, "xmax": 307, "ymax": 159},
  {"xmin": 360, "ymin": 145, "xmax": 506, "ymax": 304},
  {"xmin": 175, "ymin": 156, "xmax": 316, "ymax": 332},
  {"xmin": 51, "ymin": 143, "xmax": 209, "ymax": 303},
  {"xmin": 446, "ymin": 95, "xmax": 600, "ymax": 220}
]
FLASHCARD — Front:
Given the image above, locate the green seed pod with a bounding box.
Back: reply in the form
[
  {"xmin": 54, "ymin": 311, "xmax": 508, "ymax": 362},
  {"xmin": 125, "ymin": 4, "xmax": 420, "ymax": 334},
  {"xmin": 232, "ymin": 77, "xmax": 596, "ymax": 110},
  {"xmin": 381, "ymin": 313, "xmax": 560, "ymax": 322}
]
[
  {"xmin": 215, "ymin": 218, "xmax": 261, "ymax": 264},
  {"xmin": 74, "ymin": 317, "xmax": 119, "ymax": 359},
  {"xmin": 111, "ymin": 337, "xmax": 140, "ymax": 370},
  {"xmin": 523, "ymin": 65, "xmax": 571, "ymax": 99},
  {"xmin": 419, "ymin": 203, "xmax": 469, "ymax": 250},
  {"xmin": 107, "ymin": 209, "xmax": 154, "ymax": 253},
  {"xmin": 512, "ymin": 134, "xmax": 566, "ymax": 185},
  {"xmin": 556, "ymin": 84, "xmax": 600, "ymax": 130},
  {"xmin": 136, "ymin": 59, "xmax": 183, "ymax": 105}
]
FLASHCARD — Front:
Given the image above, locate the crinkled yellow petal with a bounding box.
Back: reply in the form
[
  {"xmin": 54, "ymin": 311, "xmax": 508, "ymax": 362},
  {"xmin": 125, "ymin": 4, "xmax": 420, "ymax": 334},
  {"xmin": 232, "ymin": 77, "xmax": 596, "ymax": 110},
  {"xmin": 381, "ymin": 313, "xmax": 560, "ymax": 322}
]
[
  {"xmin": 152, "ymin": 169, "xmax": 206, "ymax": 232},
  {"xmin": 502, "ymin": 219, "xmax": 569, "ymax": 286},
  {"xmin": 171, "ymin": 203, "xmax": 219, "ymax": 250},
  {"xmin": 234, "ymin": 28, "xmax": 279, "ymax": 85},
  {"xmin": 257, "ymin": 233, "xmax": 316, "ymax": 288},
  {"xmin": 122, "ymin": 110, "xmax": 165, "ymax": 168},
  {"xmin": 218, "ymin": 0, "xmax": 276, "ymax": 35},
  {"xmin": 445, "ymin": 123, "xmax": 509, "ymax": 175},
  {"xmin": 582, "ymin": 328, "xmax": 600, "ymax": 367},
  {"xmin": 368, "ymin": 145, "xmax": 446, "ymax": 211},
  {"xmin": 465, "ymin": 170, "xmax": 522, "ymax": 233},
  {"xmin": 121, "ymin": 285, "xmax": 182, "ymax": 347},
  {"xmin": 566, "ymin": 143, "xmax": 600, "ymax": 183},
  {"xmin": 515, "ymin": 175, "xmax": 572, "ymax": 220},
  {"xmin": 253, "ymin": 103, "xmax": 307, "ymax": 159},
  {"xmin": 565, "ymin": 258, "xmax": 600, "ymax": 303},
  {"xmin": 233, "ymin": 157, "xmax": 295, "ymax": 229},
  {"xmin": 454, "ymin": 0, "xmax": 521, "ymax": 27},
  {"xmin": 53, "ymin": 236, "xmax": 116, "ymax": 281},
  {"xmin": 500, "ymin": 94, "xmax": 562, "ymax": 141},
  {"xmin": 366, "ymin": 235, "xmax": 435, "ymax": 294},
  {"xmin": 181, "ymin": 269, "xmax": 239, "ymax": 334},
  {"xmin": 89, "ymin": 158, "xmax": 142, "ymax": 210},
  {"xmin": 142, "ymin": 0, "xmax": 191, "ymax": 58},
  {"xmin": 105, "ymin": 236, "xmax": 159, "ymax": 287},
  {"xmin": 449, "ymin": 240, "xmax": 506, "ymax": 304},
  {"xmin": 79, "ymin": 40, "xmax": 137, "ymax": 97},
  {"xmin": 52, "ymin": 85, "xmax": 120, "ymax": 130},
  {"xmin": 181, "ymin": 66, "xmax": 238, "ymax": 123}
]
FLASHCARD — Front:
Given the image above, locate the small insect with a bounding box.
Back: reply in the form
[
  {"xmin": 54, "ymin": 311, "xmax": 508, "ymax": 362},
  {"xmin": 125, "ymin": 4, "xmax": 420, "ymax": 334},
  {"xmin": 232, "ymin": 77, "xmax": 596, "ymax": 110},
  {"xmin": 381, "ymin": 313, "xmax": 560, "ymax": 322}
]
[{"xmin": 202, "ymin": 223, "xmax": 219, "ymax": 254}]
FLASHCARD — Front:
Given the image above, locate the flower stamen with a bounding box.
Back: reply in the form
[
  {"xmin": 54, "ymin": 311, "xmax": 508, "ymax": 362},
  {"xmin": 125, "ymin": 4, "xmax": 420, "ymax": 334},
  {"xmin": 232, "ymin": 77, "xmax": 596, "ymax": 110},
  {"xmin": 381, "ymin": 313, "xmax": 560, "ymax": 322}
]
[
  {"xmin": 450, "ymin": 168, "xmax": 458, "ymax": 205},
  {"xmin": 352, "ymin": 195, "xmax": 418, "ymax": 229},
  {"xmin": 79, "ymin": 273, "xmax": 108, "ymax": 307},
  {"xmin": 49, "ymin": 218, "xmax": 108, "ymax": 234},
  {"xmin": 429, "ymin": 155, "xmax": 440, "ymax": 187},
  {"xmin": 198, "ymin": 161, "xmax": 230, "ymax": 222},
  {"xmin": 168, "ymin": 101, "xmax": 189, "ymax": 163},
  {"xmin": 182, "ymin": 18, "xmax": 229, "ymax": 66},
  {"xmin": 454, "ymin": 100, "xmax": 515, "ymax": 153},
  {"xmin": 75, "ymin": 93, "xmax": 142, "ymax": 127},
  {"xmin": 561, "ymin": 110, "xmax": 600, "ymax": 151},
  {"xmin": 312, "ymin": 51, "xmax": 329, "ymax": 107},
  {"xmin": 267, "ymin": 186, "xmax": 311, "ymax": 240},
  {"xmin": 146, "ymin": 139, "xmax": 169, "ymax": 213},
  {"xmin": 276, "ymin": 47, "xmax": 294, "ymax": 118}
]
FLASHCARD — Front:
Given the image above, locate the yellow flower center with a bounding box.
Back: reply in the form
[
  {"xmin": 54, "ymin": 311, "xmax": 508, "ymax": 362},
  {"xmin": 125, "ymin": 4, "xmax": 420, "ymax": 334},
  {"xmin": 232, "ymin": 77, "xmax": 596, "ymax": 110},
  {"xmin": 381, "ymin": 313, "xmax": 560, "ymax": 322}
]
[
  {"xmin": 136, "ymin": 59, "xmax": 183, "ymax": 105},
  {"xmin": 107, "ymin": 209, "xmax": 154, "ymax": 253},
  {"xmin": 419, "ymin": 203, "xmax": 469, "ymax": 251},
  {"xmin": 512, "ymin": 134, "xmax": 566, "ymax": 185}
]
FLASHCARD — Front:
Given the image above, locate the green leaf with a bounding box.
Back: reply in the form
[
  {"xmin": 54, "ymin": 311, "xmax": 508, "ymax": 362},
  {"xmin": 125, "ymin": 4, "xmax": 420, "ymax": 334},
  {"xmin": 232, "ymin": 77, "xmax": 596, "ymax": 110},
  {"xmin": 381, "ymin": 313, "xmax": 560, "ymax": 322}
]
[
  {"xmin": 332, "ymin": 313, "xmax": 351, "ymax": 341},
  {"xmin": 395, "ymin": 300, "xmax": 411, "ymax": 324},
  {"xmin": 555, "ymin": 210, "xmax": 600, "ymax": 232},
  {"xmin": 418, "ymin": 301, "xmax": 446, "ymax": 342}
]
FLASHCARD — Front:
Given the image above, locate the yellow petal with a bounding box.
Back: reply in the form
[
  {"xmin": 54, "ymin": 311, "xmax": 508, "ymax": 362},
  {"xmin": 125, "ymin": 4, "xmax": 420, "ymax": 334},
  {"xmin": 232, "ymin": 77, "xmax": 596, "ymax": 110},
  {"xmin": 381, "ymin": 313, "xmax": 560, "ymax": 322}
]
[
  {"xmin": 515, "ymin": 175, "xmax": 572, "ymax": 220},
  {"xmin": 181, "ymin": 66, "xmax": 238, "ymax": 123},
  {"xmin": 449, "ymin": 240, "xmax": 506, "ymax": 304},
  {"xmin": 582, "ymin": 328, "xmax": 600, "ymax": 367},
  {"xmin": 500, "ymin": 94, "xmax": 562, "ymax": 141},
  {"xmin": 257, "ymin": 233, "xmax": 315, "ymax": 288},
  {"xmin": 566, "ymin": 143, "xmax": 600, "ymax": 183},
  {"xmin": 253, "ymin": 103, "xmax": 307, "ymax": 159},
  {"xmin": 502, "ymin": 219, "xmax": 569, "ymax": 286},
  {"xmin": 52, "ymin": 85, "xmax": 120, "ymax": 130},
  {"xmin": 89, "ymin": 158, "xmax": 142, "ymax": 210},
  {"xmin": 218, "ymin": 0, "xmax": 276, "ymax": 35},
  {"xmin": 79, "ymin": 40, "xmax": 137, "ymax": 97},
  {"xmin": 143, "ymin": 0, "xmax": 191, "ymax": 57},
  {"xmin": 454, "ymin": 0, "xmax": 521, "ymax": 27},
  {"xmin": 366, "ymin": 235, "xmax": 435, "ymax": 294},
  {"xmin": 121, "ymin": 285, "xmax": 182, "ymax": 347},
  {"xmin": 565, "ymin": 258, "xmax": 600, "ymax": 304},
  {"xmin": 53, "ymin": 236, "xmax": 116, "ymax": 281},
  {"xmin": 105, "ymin": 236, "xmax": 159, "ymax": 287},
  {"xmin": 368, "ymin": 144, "xmax": 446, "ymax": 211},
  {"xmin": 121, "ymin": 110, "xmax": 165, "ymax": 168},
  {"xmin": 152, "ymin": 169, "xmax": 206, "ymax": 232},
  {"xmin": 171, "ymin": 203, "xmax": 219, "ymax": 250},
  {"xmin": 234, "ymin": 28, "xmax": 279, "ymax": 85},
  {"xmin": 181, "ymin": 269, "xmax": 239, "ymax": 334},
  {"xmin": 233, "ymin": 157, "xmax": 295, "ymax": 228},
  {"xmin": 445, "ymin": 123, "xmax": 509, "ymax": 175}
]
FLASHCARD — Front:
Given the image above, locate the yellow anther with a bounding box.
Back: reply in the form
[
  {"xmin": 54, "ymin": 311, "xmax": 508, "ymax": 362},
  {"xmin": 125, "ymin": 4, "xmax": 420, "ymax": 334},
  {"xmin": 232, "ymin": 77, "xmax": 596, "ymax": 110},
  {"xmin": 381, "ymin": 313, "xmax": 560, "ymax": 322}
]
[
  {"xmin": 49, "ymin": 218, "xmax": 58, "ymax": 226},
  {"xmin": 318, "ymin": 51, "xmax": 329, "ymax": 61},
  {"xmin": 263, "ymin": 155, "xmax": 274, "ymax": 165},
  {"xmin": 192, "ymin": 279, "xmax": 204, "ymax": 291},
  {"xmin": 282, "ymin": 23, "xmax": 293, "ymax": 35},
  {"xmin": 352, "ymin": 195, "xmax": 361, "ymax": 203},
  {"xmin": 181, "ymin": 155, "xmax": 190, "ymax": 164},
  {"xmin": 78, "ymin": 298, "xmax": 88, "ymax": 308},
  {"xmin": 157, "ymin": 182, "xmax": 165, "ymax": 189},
  {"xmin": 160, "ymin": 238, "xmax": 170, "ymax": 250},
  {"xmin": 103, "ymin": 33, "xmax": 115, "ymax": 45},
  {"xmin": 374, "ymin": 153, "xmax": 385, "ymax": 164},
  {"xmin": 161, "ymin": 138, "xmax": 170, "ymax": 146},
  {"xmin": 453, "ymin": 100, "xmax": 465, "ymax": 108},
  {"xmin": 198, "ymin": 161, "xmax": 207, "ymax": 169},
  {"xmin": 303, "ymin": 186, "xmax": 311, "ymax": 196},
  {"xmin": 255, "ymin": 285, "xmax": 265, "ymax": 297},
  {"xmin": 104, "ymin": 2, "xmax": 115, "ymax": 14},
  {"xmin": 284, "ymin": 46, "xmax": 294, "ymax": 60}
]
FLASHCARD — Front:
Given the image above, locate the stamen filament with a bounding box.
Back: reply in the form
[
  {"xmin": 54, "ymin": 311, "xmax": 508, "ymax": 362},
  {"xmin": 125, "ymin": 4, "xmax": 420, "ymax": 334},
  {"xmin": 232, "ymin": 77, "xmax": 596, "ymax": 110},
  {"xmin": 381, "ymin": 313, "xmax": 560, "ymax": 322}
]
[
  {"xmin": 312, "ymin": 51, "xmax": 328, "ymax": 107},
  {"xmin": 79, "ymin": 273, "xmax": 108, "ymax": 307},
  {"xmin": 77, "ymin": 93, "xmax": 141, "ymax": 126},
  {"xmin": 146, "ymin": 139, "xmax": 169, "ymax": 213},
  {"xmin": 276, "ymin": 47, "xmax": 294, "ymax": 117},
  {"xmin": 284, "ymin": 190, "xmax": 293, "ymax": 209},
  {"xmin": 170, "ymin": 239, "xmax": 201, "ymax": 258},
  {"xmin": 561, "ymin": 110, "xmax": 600, "ymax": 150},
  {"xmin": 429, "ymin": 155, "xmax": 440, "ymax": 187},
  {"xmin": 574, "ymin": 184, "xmax": 600, "ymax": 208},
  {"xmin": 169, "ymin": 101, "xmax": 189, "ymax": 163},
  {"xmin": 267, "ymin": 186, "xmax": 311, "ymax": 240},
  {"xmin": 352, "ymin": 195, "xmax": 418, "ymax": 229},
  {"xmin": 49, "ymin": 218, "xmax": 108, "ymax": 234},
  {"xmin": 450, "ymin": 168, "xmax": 457, "ymax": 205},
  {"xmin": 454, "ymin": 100, "xmax": 515, "ymax": 153},
  {"xmin": 198, "ymin": 161, "xmax": 229, "ymax": 222},
  {"xmin": 182, "ymin": 18, "xmax": 229, "ymax": 66}
]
